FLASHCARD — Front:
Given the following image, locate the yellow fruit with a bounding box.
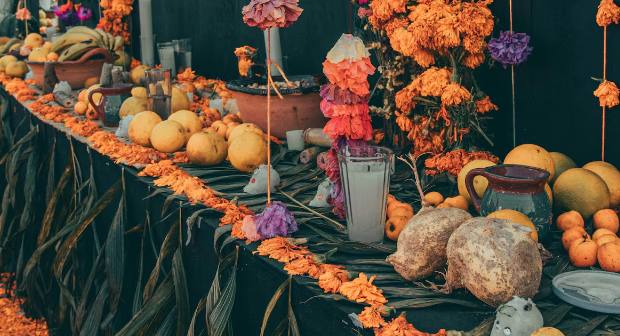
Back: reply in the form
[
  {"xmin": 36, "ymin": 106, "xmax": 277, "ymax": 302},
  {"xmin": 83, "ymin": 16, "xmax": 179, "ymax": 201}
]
[
  {"xmin": 150, "ymin": 120, "xmax": 186, "ymax": 153},
  {"xmin": 553, "ymin": 168, "xmax": 610, "ymax": 220},
  {"xmin": 504, "ymin": 144, "xmax": 556, "ymax": 181},
  {"xmin": 131, "ymin": 65, "xmax": 152, "ymax": 84},
  {"xmin": 487, "ymin": 209, "xmax": 538, "ymax": 242},
  {"xmin": 28, "ymin": 47, "xmax": 48, "ymax": 62},
  {"xmin": 168, "ymin": 110, "xmax": 203, "ymax": 143},
  {"xmin": 186, "ymin": 132, "xmax": 228, "ymax": 166},
  {"xmin": 457, "ymin": 160, "xmax": 496, "ymax": 205},
  {"xmin": 0, "ymin": 37, "xmax": 10, "ymax": 45},
  {"xmin": 227, "ymin": 123, "xmax": 264, "ymax": 145},
  {"xmin": 113, "ymin": 50, "xmax": 131, "ymax": 69},
  {"xmin": 46, "ymin": 52, "xmax": 58, "ymax": 62},
  {"xmin": 549, "ymin": 152, "xmax": 577, "ymax": 184},
  {"xmin": 85, "ymin": 84, "xmax": 102, "ymax": 110},
  {"xmin": 5, "ymin": 62, "xmax": 29, "ymax": 78},
  {"xmin": 544, "ymin": 183, "xmax": 553, "ymax": 205},
  {"xmin": 24, "ymin": 33, "xmax": 43, "ymax": 48},
  {"xmin": 128, "ymin": 111, "xmax": 162, "ymax": 147},
  {"xmin": 530, "ymin": 327, "xmax": 565, "ymax": 336},
  {"xmin": 0, "ymin": 55, "xmax": 17, "ymax": 71},
  {"xmin": 583, "ymin": 161, "xmax": 620, "ymax": 208},
  {"xmin": 425, "ymin": 192, "xmax": 444, "ymax": 206},
  {"xmin": 119, "ymin": 97, "xmax": 148, "ymax": 118},
  {"xmin": 172, "ymin": 87, "xmax": 190, "ymax": 112},
  {"xmin": 43, "ymin": 41, "xmax": 52, "ymax": 51},
  {"xmin": 9, "ymin": 43, "xmax": 22, "ymax": 52},
  {"xmin": 131, "ymin": 87, "xmax": 147, "ymax": 99},
  {"xmin": 228, "ymin": 132, "xmax": 268, "ymax": 172},
  {"xmin": 444, "ymin": 196, "xmax": 468, "ymax": 211}
]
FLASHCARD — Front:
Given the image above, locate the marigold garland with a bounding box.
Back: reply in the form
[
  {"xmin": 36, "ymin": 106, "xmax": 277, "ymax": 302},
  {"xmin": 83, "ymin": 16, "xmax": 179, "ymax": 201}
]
[
  {"xmin": 97, "ymin": 0, "xmax": 133, "ymax": 44},
  {"xmin": 425, "ymin": 148, "xmax": 500, "ymax": 177}
]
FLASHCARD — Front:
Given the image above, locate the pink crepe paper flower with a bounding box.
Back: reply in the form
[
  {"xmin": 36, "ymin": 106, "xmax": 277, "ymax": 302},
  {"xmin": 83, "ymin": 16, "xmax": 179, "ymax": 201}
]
[
  {"xmin": 242, "ymin": 0, "xmax": 304, "ymax": 30},
  {"xmin": 16, "ymin": 8, "xmax": 31, "ymax": 20}
]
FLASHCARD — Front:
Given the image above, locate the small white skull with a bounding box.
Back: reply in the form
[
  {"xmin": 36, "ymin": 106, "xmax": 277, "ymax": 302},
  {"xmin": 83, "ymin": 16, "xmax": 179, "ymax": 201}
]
[
  {"xmin": 115, "ymin": 115, "xmax": 134, "ymax": 139},
  {"xmin": 309, "ymin": 178, "xmax": 334, "ymax": 208},
  {"xmin": 490, "ymin": 296, "xmax": 543, "ymax": 336}
]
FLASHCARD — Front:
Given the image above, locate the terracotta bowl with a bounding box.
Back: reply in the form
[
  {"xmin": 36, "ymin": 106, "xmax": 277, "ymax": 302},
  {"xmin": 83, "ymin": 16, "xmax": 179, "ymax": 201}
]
[
  {"xmin": 226, "ymin": 75, "xmax": 329, "ymax": 139},
  {"xmin": 26, "ymin": 48, "xmax": 113, "ymax": 89}
]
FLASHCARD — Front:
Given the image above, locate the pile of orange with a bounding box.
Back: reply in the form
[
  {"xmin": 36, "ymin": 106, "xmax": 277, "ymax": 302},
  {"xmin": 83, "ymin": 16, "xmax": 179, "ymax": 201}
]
[{"xmin": 384, "ymin": 195, "xmax": 414, "ymax": 241}]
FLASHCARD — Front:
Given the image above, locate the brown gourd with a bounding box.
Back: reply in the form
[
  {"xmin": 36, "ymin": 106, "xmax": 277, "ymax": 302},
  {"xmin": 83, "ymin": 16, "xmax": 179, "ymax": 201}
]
[{"xmin": 386, "ymin": 154, "xmax": 472, "ymax": 281}]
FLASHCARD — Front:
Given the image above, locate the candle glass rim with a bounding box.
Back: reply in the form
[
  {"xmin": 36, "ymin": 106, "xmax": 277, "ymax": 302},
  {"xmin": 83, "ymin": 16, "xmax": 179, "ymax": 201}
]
[{"xmin": 337, "ymin": 145, "xmax": 393, "ymax": 161}]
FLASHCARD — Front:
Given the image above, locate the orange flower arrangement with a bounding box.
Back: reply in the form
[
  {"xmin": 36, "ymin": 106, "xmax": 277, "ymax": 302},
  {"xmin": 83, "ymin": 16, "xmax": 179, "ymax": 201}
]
[
  {"xmin": 441, "ymin": 83, "xmax": 471, "ymax": 106},
  {"xmin": 318, "ymin": 269, "xmax": 350, "ymax": 294},
  {"xmin": 597, "ymin": 0, "xmax": 620, "ymax": 26},
  {"xmin": 338, "ymin": 272, "xmax": 388, "ymax": 307},
  {"xmin": 475, "ymin": 96, "xmax": 498, "ymax": 114},
  {"xmin": 425, "ymin": 148, "xmax": 499, "ymax": 177},
  {"xmin": 256, "ymin": 237, "xmax": 311, "ymax": 263},
  {"xmin": 374, "ymin": 315, "xmax": 447, "ymax": 336},
  {"xmin": 97, "ymin": 0, "xmax": 133, "ymax": 44},
  {"xmin": 359, "ymin": 307, "xmax": 388, "ymax": 328},
  {"xmin": 177, "ymin": 68, "xmax": 197, "ymax": 83}
]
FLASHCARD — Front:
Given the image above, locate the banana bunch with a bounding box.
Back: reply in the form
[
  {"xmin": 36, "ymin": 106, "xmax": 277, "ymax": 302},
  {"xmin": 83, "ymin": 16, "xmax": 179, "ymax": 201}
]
[{"xmin": 50, "ymin": 26, "xmax": 125, "ymax": 62}]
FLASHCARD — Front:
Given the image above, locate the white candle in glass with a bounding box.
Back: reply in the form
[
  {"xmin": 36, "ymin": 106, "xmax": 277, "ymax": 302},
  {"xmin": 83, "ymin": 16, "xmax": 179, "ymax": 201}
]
[{"xmin": 263, "ymin": 27, "xmax": 282, "ymax": 76}]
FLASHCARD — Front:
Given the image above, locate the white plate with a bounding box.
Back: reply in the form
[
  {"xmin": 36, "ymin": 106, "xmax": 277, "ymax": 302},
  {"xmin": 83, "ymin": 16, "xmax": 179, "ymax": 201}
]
[{"xmin": 552, "ymin": 270, "xmax": 620, "ymax": 314}]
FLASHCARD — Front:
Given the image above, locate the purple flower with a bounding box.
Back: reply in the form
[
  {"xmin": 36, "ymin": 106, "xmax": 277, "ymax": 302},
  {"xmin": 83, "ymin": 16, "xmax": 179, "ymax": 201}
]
[
  {"xmin": 77, "ymin": 7, "xmax": 92, "ymax": 21},
  {"xmin": 488, "ymin": 31, "xmax": 533, "ymax": 68},
  {"xmin": 243, "ymin": 201, "xmax": 298, "ymax": 241},
  {"xmin": 54, "ymin": 8, "xmax": 79, "ymax": 26}
]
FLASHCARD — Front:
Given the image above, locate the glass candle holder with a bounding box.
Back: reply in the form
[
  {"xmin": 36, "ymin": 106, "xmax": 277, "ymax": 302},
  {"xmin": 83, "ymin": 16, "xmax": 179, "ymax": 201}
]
[
  {"xmin": 338, "ymin": 146, "xmax": 393, "ymax": 243},
  {"xmin": 157, "ymin": 42, "xmax": 176, "ymax": 77},
  {"xmin": 173, "ymin": 38, "xmax": 192, "ymax": 75},
  {"xmin": 140, "ymin": 35, "xmax": 156, "ymax": 67},
  {"xmin": 145, "ymin": 68, "xmax": 172, "ymax": 120}
]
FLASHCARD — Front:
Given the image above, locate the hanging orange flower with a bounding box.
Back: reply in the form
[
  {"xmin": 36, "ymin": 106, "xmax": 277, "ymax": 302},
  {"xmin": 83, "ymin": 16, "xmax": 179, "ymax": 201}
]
[
  {"xmin": 597, "ymin": 0, "xmax": 620, "ymax": 26},
  {"xmin": 441, "ymin": 83, "xmax": 471, "ymax": 106},
  {"xmin": 462, "ymin": 51, "xmax": 485, "ymax": 69},
  {"xmin": 318, "ymin": 269, "xmax": 350, "ymax": 294},
  {"xmin": 476, "ymin": 96, "xmax": 498, "ymax": 114},
  {"xmin": 338, "ymin": 273, "xmax": 388, "ymax": 308},
  {"xmin": 395, "ymin": 111, "xmax": 413, "ymax": 131},
  {"xmin": 412, "ymin": 48, "xmax": 435, "ymax": 68},
  {"xmin": 358, "ymin": 307, "xmax": 388, "ymax": 329},
  {"xmin": 415, "ymin": 67, "xmax": 452, "ymax": 97},
  {"xmin": 395, "ymin": 85, "xmax": 418, "ymax": 113},
  {"xmin": 594, "ymin": 80, "xmax": 620, "ymax": 108}
]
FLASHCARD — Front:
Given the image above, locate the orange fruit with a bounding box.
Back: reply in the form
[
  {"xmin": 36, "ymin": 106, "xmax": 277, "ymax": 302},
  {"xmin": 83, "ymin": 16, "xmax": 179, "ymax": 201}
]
[
  {"xmin": 78, "ymin": 89, "xmax": 88, "ymax": 102},
  {"xmin": 436, "ymin": 203, "xmax": 452, "ymax": 209},
  {"xmin": 569, "ymin": 236, "xmax": 598, "ymax": 268},
  {"xmin": 593, "ymin": 228, "xmax": 617, "ymax": 241},
  {"xmin": 444, "ymin": 196, "xmax": 468, "ymax": 211},
  {"xmin": 385, "ymin": 216, "xmax": 409, "ymax": 241},
  {"xmin": 387, "ymin": 194, "xmax": 397, "ymax": 205},
  {"xmin": 597, "ymin": 241, "xmax": 620, "ymax": 272},
  {"xmin": 556, "ymin": 210, "xmax": 585, "ymax": 231},
  {"xmin": 387, "ymin": 201, "xmax": 405, "ymax": 215},
  {"xmin": 74, "ymin": 101, "xmax": 87, "ymax": 115},
  {"xmin": 504, "ymin": 144, "xmax": 556, "ymax": 181},
  {"xmin": 389, "ymin": 204, "xmax": 414, "ymax": 220},
  {"xmin": 593, "ymin": 209, "xmax": 619, "ymax": 234},
  {"xmin": 562, "ymin": 227, "xmax": 590, "ymax": 250},
  {"xmin": 596, "ymin": 234, "xmax": 619, "ymax": 246},
  {"xmin": 425, "ymin": 192, "xmax": 444, "ymax": 206},
  {"xmin": 85, "ymin": 108, "xmax": 99, "ymax": 120}
]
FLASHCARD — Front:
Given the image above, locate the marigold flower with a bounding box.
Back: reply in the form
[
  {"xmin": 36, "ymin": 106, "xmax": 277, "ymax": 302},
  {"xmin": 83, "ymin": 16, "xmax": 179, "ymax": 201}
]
[
  {"xmin": 257, "ymin": 237, "xmax": 311, "ymax": 263},
  {"xmin": 425, "ymin": 149, "xmax": 500, "ymax": 177},
  {"xmin": 597, "ymin": 0, "xmax": 620, "ymax": 26},
  {"xmin": 177, "ymin": 68, "xmax": 196, "ymax": 83},
  {"xmin": 462, "ymin": 51, "xmax": 485, "ymax": 69},
  {"xmin": 412, "ymin": 48, "xmax": 435, "ymax": 68},
  {"xmin": 359, "ymin": 307, "xmax": 387, "ymax": 329},
  {"xmin": 395, "ymin": 111, "xmax": 413, "ymax": 132},
  {"xmin": 594, "ymin": 80, "xmax": 620, "ymax": 108},
  {"xmin": 476, "ymin": 96, "xmax": 498, "ymax": 114},
  {"xmin": 415, "ymin": 67, "xmax": 451, "ymax": 97},
  {"xmin": 369, "ymin": 0, "xmax": 406, "ymax": 22},
  {"xmin": 338, "ymin": 273, "xmax": 388, "ymax": 307},
  {"xmin": 137, "ymin": 160, "xmax": 179, "ymax": 177},
  {"xmin": 374, "ymin": 315, "xmax": 448, "ymax": 336},
  {"xmin": 441, "ymin": 83, "xmax": 471, "ymax": 106},
  {"xmin": 319, "ymin": 269, "xmax": 350, "ymax": 293},
  {"xmin": 383, "ymin": 17, "xmax": 409, "ymax": 38}
]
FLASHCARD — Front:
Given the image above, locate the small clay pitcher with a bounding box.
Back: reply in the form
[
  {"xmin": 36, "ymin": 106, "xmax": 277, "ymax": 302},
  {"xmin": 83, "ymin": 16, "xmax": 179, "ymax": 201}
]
[
  {"xmin": 89, "ymin": 83, "xmax": 133, "ymax": 127},
  {"xmin": 465, "ymin": 164, "xmax": 552, "ymax": 242}
]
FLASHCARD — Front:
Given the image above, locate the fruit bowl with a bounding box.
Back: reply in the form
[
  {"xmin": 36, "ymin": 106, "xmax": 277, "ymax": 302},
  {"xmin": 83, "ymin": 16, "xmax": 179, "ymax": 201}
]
[
  {"xmin": 225, "ymin": 74, "xmax": 329, "ymax": 139},
  {"xmin": 26, "ymin": 48, "xmax": 113, "ymax": 89}
]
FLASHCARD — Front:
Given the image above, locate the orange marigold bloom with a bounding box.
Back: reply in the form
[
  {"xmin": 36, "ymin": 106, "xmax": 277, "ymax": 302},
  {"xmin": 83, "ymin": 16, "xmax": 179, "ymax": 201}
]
[
  {"xmin": 138, "ymin": 160, "xmax": 179, "ymax": 177},
  {"xmin": 318, "ymin": 269, "xmax": 350, "ymax": 294},
  {"xmin": 594, "ymin": 80, "xmax": 620, "ymax": 108},
  {"xmin": 441, "ymin": 83, "xmax": 471, "ymax": 106},
  {"xmin": 369, "ymin": 0, "xmax": 406, "ymax": 23},
  {"xmin": 177, "ymin": 68, "xmax": 197, "ymax": 83},
  {"xmin": 597, "ymin": 0, "xmax": 620, "ymax": 26},
  {"xmin": 476, "ymin": 96, "xmax": 498, "ymax": 114},
  {"xmin": 389, "ymin": 27, "xmax": 418, "ymax": 57},
  {"xmin": 384, "ymin": 17, "xmax": 410, "ymax": 38},
  {"xmin": 284, "ymin": 256, "xmax": 322, "ymax": 276},
  {"xmin": 395, "ymin": 111, "xmax": 413, "ymax": 131},
  {"xmin": 425, "ymin": 149, "xmax": 500, "ymax": 177},
  {"xmin": 462, "ymin": 51, "xmax": 485, "ymax": 69},
  {"xmin": 338, "ymin": 273, "xmax": 388, "ymax": 307},
  {"xmin": 415, "ymin": 67, "xmax": 451, "ymax": 97},
  {"xmin": 412, "ymin": 48, "xmax": 435, "ymax": 68},
  {"xmin": 359, "ymin": 307, "xmax": 388, "ymax": 329},
  {"xmin": 408, "ymin": 4, "xmax": 430, "ymax": 23},
  {"xmin": 173, "ymin": 151, "xmax": 190, "ymax": 164},
  {"xmin": 257, "ymin": 237, "xmax": 311, "ymax": 263},
  {"xmin": 374, "ymin": 315, "xmax": 448, "ymax": 336},
  {"xmin": 456, "ymin": 2, "xmax": 494, "ymax": 38},
  {"xmin": 395, "ymin": 85, "xmax": 418, "ymax": 113},
  {"xmin": 231, "ymin": 220, "xmax": 246, "ymax": 240}
]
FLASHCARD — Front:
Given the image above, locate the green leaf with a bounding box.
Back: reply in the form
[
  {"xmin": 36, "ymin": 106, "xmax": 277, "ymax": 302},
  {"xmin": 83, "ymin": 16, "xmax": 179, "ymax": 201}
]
[
  {"xmin": 154, "ymin": 307, "xmax": 177, "ymax": 336},
  {"xmin": 543, "ymin": 303, "xmax": 573, "ymax": 327},
  {"xmin": 219, "ymin": 236, "xmax": 238, "ymax": 257},
  {"xmin": 54, "ymin": 180, "xmax": 122, "ymax": 281},
  {"xmin": 115, "ymin": 274, "xmax": 175, "ymax": 336},
  {"xmin": 208, "ymin": 257, "xmax": 237, "ymax": 336},
  {"xmin": 133, "ymin": 224, "xmax": 146, "ymax": 316},
  {"xmin": 162, "ymin": 194, "xmax": 187, "ymax": 217},
  {"xmin": 172, "ymin": 249, "xmax": 190, "ymax": 336},
  {"xmin": 187, "ymin": 296, "xmax": 207, "ymax": 336},
  {"xmin": 38, "ymin": 146, "xmax": 73, "ymax": 246},
  {"xmin": 19, "ymin": 127, "xmax": 41, "ymax": 230},
  {"xmin": 76, "ymin": 242, "xmax": 106, "ymax": 331},
  {"xmin": 287, "ymin": 276, "xmax": 300, "ymax": 336},
  {"xmin": 558, "ymin": 315, "xmax": 608, "ymax": 336},
  {"xmin": 78, "ymin": 280, "xmax": 109, "ymax": 336},
  {"xmin": 206, "ymin": 250, "xmax": 236, "ymax": 336},
  {"xmin": 260, "ymin": 277, "xmax": 290, "ymax": 336},
  {"xmin": 213, "ymin": 225, "xmax": 233, "ymax": 260},
  {"xmin": 106, "ymin": 197, "xmax": 125, "ymax": 316},
  {"xmin": 143, "ymin": 220, "xmax": 179, "ymax": 303}
]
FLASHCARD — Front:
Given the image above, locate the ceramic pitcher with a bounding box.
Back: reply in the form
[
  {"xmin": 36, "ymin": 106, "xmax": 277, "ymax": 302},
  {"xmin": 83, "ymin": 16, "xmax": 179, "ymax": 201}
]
[
  {"xmin": 465, "ymin": 164, "xmax": 552, "ymax": 242},
  {"xmin": 88, "ymin": 83, "xmax": 133, "ymax": 127}
]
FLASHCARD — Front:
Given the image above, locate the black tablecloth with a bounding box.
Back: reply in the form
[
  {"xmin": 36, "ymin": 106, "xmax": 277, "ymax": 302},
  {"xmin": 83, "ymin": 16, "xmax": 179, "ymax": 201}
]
[{"xmin": 3, "ymin": 90, "xmax": 491, "ymax": 335}]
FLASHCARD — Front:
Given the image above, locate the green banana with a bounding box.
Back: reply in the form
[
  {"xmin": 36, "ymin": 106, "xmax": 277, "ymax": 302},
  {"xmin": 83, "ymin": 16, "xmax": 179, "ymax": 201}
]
[
  {"xmin": 58, "ymin": 39, "xmax": 98, "ymax": 62},
  {"xmin": 113, "ymin": 36, "xmax": 125, "ymax": 51},
  {"xmin": 106, "ymin": 33, "xmax": 116, "ymax": 50},
  {"xmin": 50, "ymin": 33, "xmax": 100, "ymax": 53},
  {"xmin": 0, "ymin": 38, "xmax": 19, "ymax": 54},
  {"xmin": 94, "ymin": 29, "xmax": 109, "ymax": 46}
]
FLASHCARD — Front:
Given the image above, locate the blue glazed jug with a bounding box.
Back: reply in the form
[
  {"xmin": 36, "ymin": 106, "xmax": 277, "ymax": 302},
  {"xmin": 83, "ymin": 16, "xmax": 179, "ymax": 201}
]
[
  {"xmin": 88, "ymin": 83, "xmax": 133, "ymax": 127},
  {"xmin": 465, "ymin": 164, "xmax": 552, "ymax": 242}
]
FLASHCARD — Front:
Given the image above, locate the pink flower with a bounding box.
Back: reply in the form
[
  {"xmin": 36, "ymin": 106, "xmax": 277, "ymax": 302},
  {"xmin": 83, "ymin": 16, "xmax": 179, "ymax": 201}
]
[
  {"xmin": 359, "ymin": 0, "xmax": 370, "ymax": 3},
  {"xmin": 15, "ymin": 8, "xmax": 31, "ymax": 20},
  {"xmin": 242, "ymin": 0, "xmax": 303, "ymax": 30},
  {"xmin": 358, "ymin": 7, "xmax": 373, "ymax": 19}
]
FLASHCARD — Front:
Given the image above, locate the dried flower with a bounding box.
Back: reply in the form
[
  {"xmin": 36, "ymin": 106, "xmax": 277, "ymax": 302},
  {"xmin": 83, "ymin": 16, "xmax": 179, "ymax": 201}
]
[
  {"xmin": 242, "ymin": 0, "xmax": 303, "ymax": 30},
  {"xmin": 395, "ymin": 111, "xmax": 413, "ymax": 131},
  {"xmin": 594, "ymin": 80, "xmax": 620, "ymax": 108},
  {"xmin": 15, "ymin": 8, "xmax": 31, "ymax": 20},
  {"xmin": 77, "ymin": 7, "xmax": 93, "ymax": 21},
  {"xmin": 441, "ymin": 83, "xmax": 471, "ymax": 106},
  {"xmin": 488, "ymin": 31, "xmax": 533, "ymax": 68},
  {"xmin": 597, "ymin": 0, "xmax": 620, "ymax": 26},
  {"xmin": 319, "ymin": 269, "xmax": 350, "ymax": 293},
  {"xmin": 425, "ymin": 149, "xmax": 500, "ymax": 177},
  {"xmin": 359, "ymin": 307, "xmax": 388, "ymax": 329},
  {"xmin": 374, "ymin": 315, "xmax": 447, "ymax": 336},
  {"xmin": 358, "ymin": 7, "xmax": 373, "ymax": 19},
  {"xmin": 338, "ymin": 273, "xmax": 388, "ymax": 307},
  {"xmin": 242, "ymin": 201, "xmax": 298, "ymax": 241},
  {"xmin": 476, "ymin": 96, "xmax": 498, "ymax": 114},
  {"xmin": 256, "ymin": 236, "xmax": 311, "ymax": 263}
]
